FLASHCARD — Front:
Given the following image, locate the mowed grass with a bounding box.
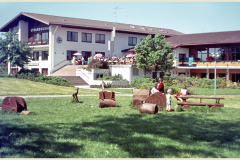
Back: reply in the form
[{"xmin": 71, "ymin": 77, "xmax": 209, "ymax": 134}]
[
  {"xmin": 0, "ymin": 95, "xmax": 240, "ymax": 158},
  {"xmin": 1, "ymin": 77, "xmax": 240, "ymax": 158},
  {"xmin": 0, "ymin": 78, "xmax": 99, "ymax": 95}
]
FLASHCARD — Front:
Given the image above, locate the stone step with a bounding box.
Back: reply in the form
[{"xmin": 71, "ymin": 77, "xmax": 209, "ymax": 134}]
[
  {"xmin": 60, "ymin": 76, "xmax": 88, "ymax": 86},
  {"xmin": 51, "ymin": 65, "xmax": 82, "ymax": 76}
]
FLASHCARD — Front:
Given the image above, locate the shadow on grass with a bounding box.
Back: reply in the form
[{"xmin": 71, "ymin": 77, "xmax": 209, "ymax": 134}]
[
  {"xmin": 75, "ymin": 113, "xmax": 240, "ymax": 157},
  {"xmin": 0, "ymin": 120, "xmax": 84, "ymax": 158},
  {"xmin": 1, "ymin": 110, "xmax": 240, "ymax": 158}
]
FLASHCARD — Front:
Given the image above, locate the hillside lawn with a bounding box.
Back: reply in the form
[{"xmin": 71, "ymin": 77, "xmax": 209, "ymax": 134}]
[{"xmin": 0, "ymin": 77, "xmax": 240, "ymax": 158}]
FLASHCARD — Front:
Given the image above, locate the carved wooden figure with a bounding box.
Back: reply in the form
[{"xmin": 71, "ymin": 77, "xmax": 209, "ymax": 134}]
[{"xmin": 72, "ymin": 87, "xmax": 79, "ymax": 103}]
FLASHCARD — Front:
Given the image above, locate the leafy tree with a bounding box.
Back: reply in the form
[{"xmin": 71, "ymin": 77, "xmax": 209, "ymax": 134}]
[
  {"xmin": 0, "ymin": 32, "xmax": 33, "ymax": 69},
  {"xmin": 134, "ymin": 33, "xmax": 175, "ymax": 77}
]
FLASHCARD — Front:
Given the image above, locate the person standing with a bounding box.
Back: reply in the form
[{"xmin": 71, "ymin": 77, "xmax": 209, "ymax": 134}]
[
  {"xmin": 72, "ymin": 56, "xmax": 76, "ymax": 65},
  {"xmin": 81, "ymin": 56, "xmax": 85, "ymax": 65},
  {"xmin": 166, "ymin": 89, "xmax": 172, "ymax": 112}
]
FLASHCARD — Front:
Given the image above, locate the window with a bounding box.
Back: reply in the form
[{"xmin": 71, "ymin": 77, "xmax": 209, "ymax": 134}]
[
  {"xmin": 82, "ymin": 33, "xmax": 92, "ymax": 43},
  {"xmin": 42, "ymin": 68, "xmax": 48, "ymax": 75},
  {"xmin": 33, "ymin": 33, "xmax": 40, "ymax": 42},
  {"xmin": 197, "ymin": 48, "xmax": 208, "ymax": 62},
  {"xmin": 179, "ymin": 54, "xmax": 186, "ymax": 62},
  {"xmin": 42, "ymin": 51, "xmax": 48, "ymax": 60},
  {"xmin": 67, "ymin": 31, "xmax": 78, "ymax": 41},
  {"xmin": 209, "ymin": 73, "xmax": 214, "ymax": 79},
  {"xmin": 232, "ymin": 74, "xmax": 240, "ymax": 82},
  {"xmin": 42, "ymin": 32, "xmax": 48, "ymax": 44},
  {"xmin": 201, "ymin": 73, "xmax": 207, "ymax": 78},
  {"xmin": 67, "ymin": 51, "xmax": 77, "ymax": 60},
  {"xmin": 82, "ymin": 51, "xmax": 92, "ymax": 61},
  {"xmin": 219, "ymin": 73, "xmax": 226, "ymax": 78},
  {"xmin": 95, "ymin": 34, "xmax": 105, "ymax": 43},
  {"xmin": 209, "ymin": 48, "xmax": 226, "ymax": 61},
  {"xmin": 128, "ymin": 37, "xmax": 137, "ymax": 46},
  {"xmin": 32, "ymin": 51, "xmax": 39, "ymax": 61},
  {"xmin": 229, "ymin": 47, "xmax": 240, "ymax": 61},
  {"xmin": 12, "ymin": 34, "xmax": 18, "ymax": 41},
  {"xmin": 133, "ymin": 68, "xmax": 139, "ymax": 76}
]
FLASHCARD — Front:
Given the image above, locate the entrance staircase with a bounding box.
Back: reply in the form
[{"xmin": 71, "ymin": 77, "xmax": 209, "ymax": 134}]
[{"xmin": 51, "ymin": 65, "xmax": 88, "ymax": 86}]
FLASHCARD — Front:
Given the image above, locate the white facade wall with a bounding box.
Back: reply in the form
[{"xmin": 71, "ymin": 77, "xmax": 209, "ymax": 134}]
[
  {"xmin": 19, "ymin": 20, "xmax": 28, "ymax": 42},
  {"xmin": 53, "ymin": 26, "xmax": 112, "ymax": 65},
  {"xmin": 113, "ymin": 32, "xmax": 145, "ymax": 57},
  {"xmin": 175, "ymin": 48, "xmax": 189, "ymax": 60}
]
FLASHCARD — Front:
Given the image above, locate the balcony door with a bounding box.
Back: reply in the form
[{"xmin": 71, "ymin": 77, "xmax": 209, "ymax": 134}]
[{"xmin": 179, "ymin": 54, "xmax": 186, "ymax": 62}]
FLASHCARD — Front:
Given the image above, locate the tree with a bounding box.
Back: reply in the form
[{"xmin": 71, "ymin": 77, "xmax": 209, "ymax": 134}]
[
  {"xmin": 134, "ymin": 33, "xmax": 175, "ymax": 77},
  {"xmin": 0, "ymin": 32, "xmax": 33, "ymax": 69}
]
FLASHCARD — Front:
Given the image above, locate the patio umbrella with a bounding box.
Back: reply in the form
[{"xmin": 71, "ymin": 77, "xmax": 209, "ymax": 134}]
[
  {"xmin": 126, "ymin": 53, "xmax": 135, "ymax": 58},
  {"xmin": 73, "ymin": 53, "xmax": 82, "ymax": 56},
  {"xmin": 94, "ymin": 53, "xmax": 103, "ymax": 59}
]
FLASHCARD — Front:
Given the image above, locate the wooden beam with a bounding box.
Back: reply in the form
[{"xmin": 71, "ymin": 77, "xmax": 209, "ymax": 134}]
[{"xmin": 177, "ymin": 102, "xmax": 224, "ymax": 107}]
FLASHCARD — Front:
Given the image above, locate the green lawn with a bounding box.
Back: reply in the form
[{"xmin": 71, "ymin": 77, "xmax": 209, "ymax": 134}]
[
  {"xmin": 0, "ymin": 95, "xmax": 240, "ymax": 158},
  {"xmin": 1, "ymin": 77, "xmax": 240, "ymax": 158}
]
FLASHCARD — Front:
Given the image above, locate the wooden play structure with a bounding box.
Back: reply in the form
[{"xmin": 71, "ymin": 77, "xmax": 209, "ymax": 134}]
[
  {"xmin": 98, "ymin": 81, "xmax": 116, "ymax": 108},
  {"xmin": 99, "ymin": 91, "xmax": 116, "ymax": 108},
  {"xmin": 133, "ymin": 89, "xmax": 166, "ymax": 114}
]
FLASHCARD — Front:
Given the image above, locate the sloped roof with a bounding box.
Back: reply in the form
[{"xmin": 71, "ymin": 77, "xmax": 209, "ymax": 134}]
[
  {"xmin": 165, "ymin": 30, "xmax": 240, "ymax": 48},
  {"xmin": 0, "ymin": 12, "xmax": 184, "ymax": 36}
]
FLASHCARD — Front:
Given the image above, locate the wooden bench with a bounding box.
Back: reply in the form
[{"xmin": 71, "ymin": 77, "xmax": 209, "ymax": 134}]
[{"xmin": 177, "ymin": 96, "xmax": 224, "ymax": 109}]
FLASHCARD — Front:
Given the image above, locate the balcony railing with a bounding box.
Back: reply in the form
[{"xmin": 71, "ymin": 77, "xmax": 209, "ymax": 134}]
[
  {"xmin": 177, "ymin": 60, "xmax": 240, "ymax": 67},
  {"xmin": 27, "ymin": 40, "xmax": 49, "ymax": 46}
]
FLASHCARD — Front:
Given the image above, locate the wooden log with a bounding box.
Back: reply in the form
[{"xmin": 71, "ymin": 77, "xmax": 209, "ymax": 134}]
[
  {"xmin": 99, "ymin": 99, "xmax": 116, "ymax": 108},
  {"xmin": 132, "ymin": 89, "xmax": 150, "ymax": 106},
  {"xmin": 145, "ymin": 92, "xmax": 166, "ymax": 108},
  {"xmin": 13, "ymin": 97, "xmax": 27, "ymax": 110},
  {"xmin": 138, "ymin": 103, "xmax": 158, "ymax": 114},
  {"xmin": 1, "ymin": 97, "xmax": 24, "ymax": 112}
]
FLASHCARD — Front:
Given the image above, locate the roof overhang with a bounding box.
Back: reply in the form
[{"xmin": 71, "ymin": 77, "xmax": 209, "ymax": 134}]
[
  {"xmin": 171, "ymin": 42, "xmax": 240, "ymax": 49},
  {"xmin": 0, "ymin": 12, "xmax": 49, "ymax": 32}
]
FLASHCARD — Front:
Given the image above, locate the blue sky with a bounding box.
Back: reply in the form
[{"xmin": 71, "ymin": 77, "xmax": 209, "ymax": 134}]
[{"xmin": 0, "ymin": 2, "xmax": 240, "ymax": 36}]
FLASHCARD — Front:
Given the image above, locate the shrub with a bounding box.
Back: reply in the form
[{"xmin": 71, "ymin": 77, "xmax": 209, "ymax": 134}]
[
  {"xmin": 86, "ymin": 60, "xmax": 109, "ymax": 71},
  {"xmin": 131, "ymin": 78, "xmax": 156, "ymax": 86}
]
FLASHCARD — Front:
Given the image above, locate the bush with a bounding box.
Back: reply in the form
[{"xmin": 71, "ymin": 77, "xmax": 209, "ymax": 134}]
[
  {"xmin": 14, "ymin": 68, "xmax": 74, "ymax": 87},
  {"xmin": 86, "ymin": 60, "xmax": 109, "ymax": 71},
  {"xmin": 131, "ymin": 78, "xmax": 156, "ymax": 86}
]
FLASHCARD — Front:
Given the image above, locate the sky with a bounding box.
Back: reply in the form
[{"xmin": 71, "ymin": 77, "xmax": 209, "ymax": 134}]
[{"xmin": 1, "ymin": 2, "xmax": 240, "ymax": 37}]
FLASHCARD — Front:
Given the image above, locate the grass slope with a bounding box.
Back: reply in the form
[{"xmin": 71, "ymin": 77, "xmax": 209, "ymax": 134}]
[{"xmin": 0, "ymin": 78, "xmax": 99, "ymax": 95}]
